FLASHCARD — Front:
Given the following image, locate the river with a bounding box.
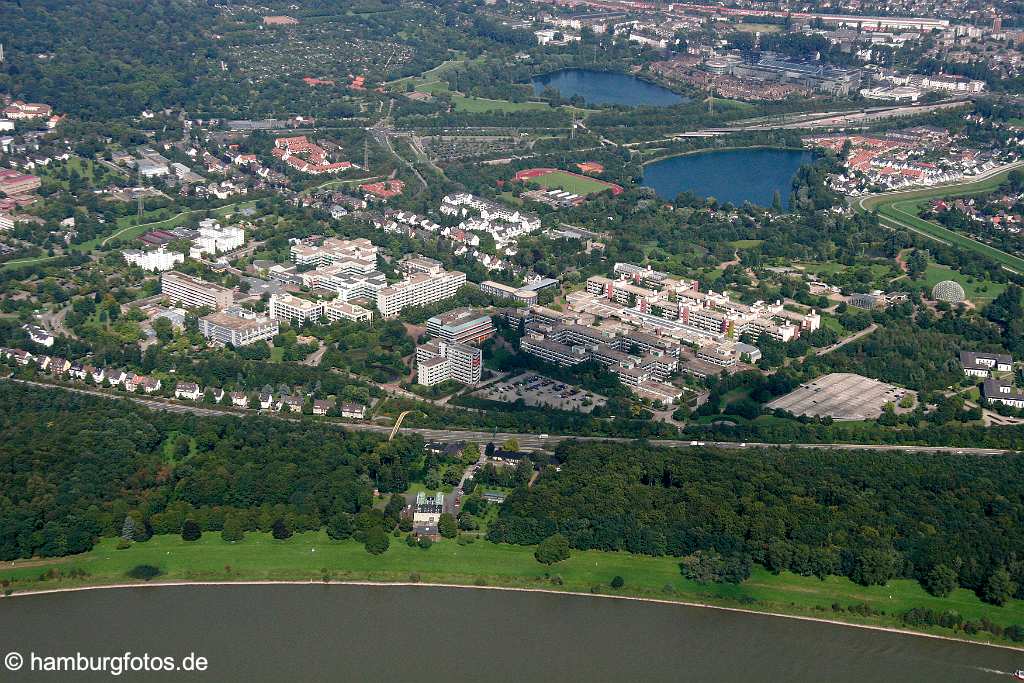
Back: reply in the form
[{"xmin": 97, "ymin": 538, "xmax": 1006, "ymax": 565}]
[
  {"xmin": 1, "ymin": 585, "xmax": 1019, "ymax": 681},
  {"xmin": 642, "ymin": 148, "xmax": 813, "ymax": 208},
  {"xmin": 531, "ymin": 69, "xmax": 686, "ymax": 107}
]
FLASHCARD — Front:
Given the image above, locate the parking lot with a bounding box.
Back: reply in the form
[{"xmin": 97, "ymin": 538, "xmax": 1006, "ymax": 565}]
[
  {"xmin": 765, "ymin": 372, "xmax": 912, "ymax": 421},
  {"xmin": 473, "ymin": 373, "xmax": 606, "ymax": 413}
]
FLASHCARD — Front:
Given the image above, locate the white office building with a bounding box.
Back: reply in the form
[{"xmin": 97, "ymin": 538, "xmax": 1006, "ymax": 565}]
[
  {"xmin": 161, "ymin": 271, "xmax": 234, "ymax": 310},
  {"xmin": 199, "ymin": 309, "xmax": 279, "ymax": 347},
  {"xmin": 416, "ymin": 340, "xmax": 482, "ymax": 386},
  {"xmin": 268, "ymin": 293, "xmax": 324, "ymax": 326},
  {"xmin": 377, "ymin": 269, "xmax": 466, "ymax": 318},
  {"xmin": 189, "ymin": 220, "xmax": 245, "ymax": 257},
  {"xmin": 123, "ymin": 246, "xmax": 185, "ymax": 272}
]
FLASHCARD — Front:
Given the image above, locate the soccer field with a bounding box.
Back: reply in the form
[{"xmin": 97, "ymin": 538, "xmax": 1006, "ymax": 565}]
[{"xmin": 530, "ymin": 170, "xmax": 615, "ymax": 195}]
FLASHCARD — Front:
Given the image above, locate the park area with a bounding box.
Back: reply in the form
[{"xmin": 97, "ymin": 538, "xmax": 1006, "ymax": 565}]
[{"xmin": 515, "ymin": 168, "xmax": 623, "ymax": 196}]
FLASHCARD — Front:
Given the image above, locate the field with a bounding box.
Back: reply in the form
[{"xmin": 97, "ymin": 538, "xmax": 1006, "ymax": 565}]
[
  {"xmin": 515, "ymin": 168, "xmax": 623, "ymax": 196},
  {"xmin": 732, "ymin": 22, "xmax": 784, "ymax": 33},
  {"xmin": 3, "ymin": 533, "xmax": 1024, "ymax": 646},
  {"xmin": 451, "ymin": 95, "xmax": 552, "ymax": 113},
  {"xmin": 857, "ymin": 165, "xmax": 1024, "ymax": 274},
  {"xmin": 913, "ymin": 263, "xmax": 1008, "ymax": 305}
]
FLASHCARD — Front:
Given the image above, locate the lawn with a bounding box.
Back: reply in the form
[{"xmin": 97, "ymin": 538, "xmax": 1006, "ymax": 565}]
[
  {"xmin": 4, "ymin": 533, "xmax": 1024, "ymax": 645},
  {"xmin": 528, "ymin": 170, "xmax": 613, "ymax": 196},
  {"xmin": 913, "ymin": 263, "xmax": 1008, "ymax": 305},
  {"xmin": 729, "ymin": 239, "xmax": 764, "ymax": 249},
  {"xmin": 451, "ymin": 95, "xmax": 552, "ymax": 113},
  {"xmin": 733, "ymin": 22, "xmax": 784, "ymax": 33}
]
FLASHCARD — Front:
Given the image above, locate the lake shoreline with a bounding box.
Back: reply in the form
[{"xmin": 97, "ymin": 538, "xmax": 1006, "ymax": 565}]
[
  {"xmin": 4, "ymin": 578, "xmax": 1022, "ymax": 653},
  {"xmin": 641, "ymin": 144, "xmax": 810, "ymax": 167}
]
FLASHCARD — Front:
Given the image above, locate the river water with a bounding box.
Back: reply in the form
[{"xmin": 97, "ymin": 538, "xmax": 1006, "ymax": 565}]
[{"xmin": 0, "ymin": 585, "xmax": 1019, "ymax": 681}]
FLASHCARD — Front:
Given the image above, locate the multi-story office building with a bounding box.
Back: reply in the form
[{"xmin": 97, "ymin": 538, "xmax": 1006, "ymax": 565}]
[
  {"xmin": 519, "ymin": 337, "xmax": 589, "ymax": 367},
  {"xmin": 301, "ymin": 266, "xmax": 386, "ymax": 301},
  {"xmin": 290, "ymin": 237, "xmax": 377, "ymax": 268},
  {"xmin": 199, "ymin": 309, "xmax": 279, "ymax": 347},
  {"xmin": 415, "ymin": 340, "xmax": 482, "ymax": 386},
  {"xmin": 323, "ymin": 300, "xmax": 373, "ymax": 323},
  {"xmin": 161, "ymin": 271, "xmax": 234, "ymax": 310},
  {"xmin": 268, "ymin": 293, "xmax": 324, "ymax": 326},
  {"xmin": 480, "ymin": 280, "xmax": 539, "ymax": 305},
  {"xmin": 377, "ymin": 269, "xmax": 465, "ymax": 318},
  {"xmin": 426, "ymin": 308, "xmax": 495, "ymax": 345},
  {"xmin": 122, "ymin": 246, "xmax": 184, "ymax": 272}
]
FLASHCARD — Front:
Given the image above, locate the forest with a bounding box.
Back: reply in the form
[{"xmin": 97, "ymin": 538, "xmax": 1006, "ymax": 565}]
[
  {"xmin": 0, "ymin": 382, "xmax": 424, "ymax": 560},
  {"xmin": 490, "ymin": 441, "xmax": 1024, "ymax": 607}
]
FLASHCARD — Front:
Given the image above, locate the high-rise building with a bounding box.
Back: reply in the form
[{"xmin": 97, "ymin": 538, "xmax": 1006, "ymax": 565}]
[
  {"xmin": 415, "ymin": 340, "xmax": 482, "ymax": 386},
  {"xmin": 161, "ymin": 271, "xmax": 234, "ymax": 310},
  {"xmin": 376, "ymin": 269, "xmax": 465, "ymax": 318},
  {"xmin": 426, "ymin": 308, "xmax": 495, "ymax": 345}
]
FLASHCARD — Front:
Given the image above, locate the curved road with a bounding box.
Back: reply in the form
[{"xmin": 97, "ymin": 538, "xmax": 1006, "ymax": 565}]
[{"xmin": 7, "ymin": 378, "xmax": 1016, "ymax": 457}]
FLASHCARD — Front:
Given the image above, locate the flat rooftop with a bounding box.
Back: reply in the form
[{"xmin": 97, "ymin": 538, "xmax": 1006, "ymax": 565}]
[{"xmin": 765, "ymin": 372, "xmax": 910, "ymax": 421}]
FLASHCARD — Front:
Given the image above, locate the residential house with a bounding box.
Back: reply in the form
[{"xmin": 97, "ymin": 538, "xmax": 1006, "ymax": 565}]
[{"xmin": 175, "ymin": 382, "xmax": 202, "ymax": 401}]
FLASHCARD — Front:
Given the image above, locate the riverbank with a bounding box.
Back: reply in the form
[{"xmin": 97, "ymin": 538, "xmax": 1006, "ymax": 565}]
[{"xmin": 3, "ymin": 533, "xmax": 1023, "ymax": 649}]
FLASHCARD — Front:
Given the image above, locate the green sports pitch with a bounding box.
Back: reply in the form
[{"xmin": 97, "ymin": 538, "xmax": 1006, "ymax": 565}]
[{"xmin": 526, "ymin": 171, "xmax": 615, "ymax": 195}]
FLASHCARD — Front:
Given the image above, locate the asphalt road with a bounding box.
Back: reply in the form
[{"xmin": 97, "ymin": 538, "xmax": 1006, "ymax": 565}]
[{"xmin": 6, "ymin": 377, "xmax": 1017, "ymax": 456}]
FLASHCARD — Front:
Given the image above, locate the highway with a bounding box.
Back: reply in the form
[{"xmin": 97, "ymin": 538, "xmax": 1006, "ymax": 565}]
[{"xmin": 7, "ymin": 377, "xmax": 1018, "ymax": 457}]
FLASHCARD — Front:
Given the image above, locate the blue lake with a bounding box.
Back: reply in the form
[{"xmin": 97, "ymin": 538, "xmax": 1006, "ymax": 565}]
[
  {"xmin": 642, "ymin": 148, "xmax": 813, "ymax": 208},
  {"xmin": 531, "ymin": 68, "xmax": 686, "ymax": 107}
]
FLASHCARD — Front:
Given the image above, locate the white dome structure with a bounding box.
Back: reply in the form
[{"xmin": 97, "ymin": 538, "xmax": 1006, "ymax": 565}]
[{"xmin": 932, "ymin": 280, "xmax": 966, "ymax": 303}]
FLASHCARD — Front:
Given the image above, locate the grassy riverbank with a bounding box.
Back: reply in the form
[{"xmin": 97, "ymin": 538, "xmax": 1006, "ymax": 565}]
[{"xmin": 3, "ymin": 533, "xmax": 1023, "ymax": 648}]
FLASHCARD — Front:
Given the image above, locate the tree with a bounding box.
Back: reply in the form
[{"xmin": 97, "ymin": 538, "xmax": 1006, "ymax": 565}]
[
  {"xmin": 153, "ymin": 316, "xmax": 174, "ymax": 343},
  {"xmin": 364, "ymin": 525, "xmax": 390, "ymax": 555},
  {"xmin": 271, "ymin": 518, "xmax": 292, "ymax": 540},
  {"xmin": 121, "ymin": 515, "xmax": 137, "ymax": 542},
  {"xmin": 418, "ymin": 536, "xmax": 433, "ymax": 550},
  {"xmin": 535, "ymin": 533, "xmax": 570, "ymax": 565},
  {"xmin": 462, "ymin": 442, "xmax": 480, "ymax": 463},
  {"xmin": 326, "ymin": 513, "xmax": 354, "ymax": 540},
  {"xmin": 127, "ymin": 565, "xmax": 163, "ymax": 581},
  {"xmin": 981, "ymin": 567, "xmax": 1017, "ymax": 606},
  {"xmin": 502, "ymin": 438, "xmax": 520, "ymax": 451},
  {"xmin": 922, "ymin": 564, "xmax": 958, "ymax": 597},
  {"xmin": 438, "ymin": 512, "xmax": 458, "ymax": 538},
  {"xmin": 221, "ymin": 515, "xmax": 245, "ymax": 543},
  {"xmin": 181, "ymin": 519, "xmax": 202, "ymax": 542},
  {"xmin": 610, "ymin": 575, "xmax": 624, "ymax": 589}
]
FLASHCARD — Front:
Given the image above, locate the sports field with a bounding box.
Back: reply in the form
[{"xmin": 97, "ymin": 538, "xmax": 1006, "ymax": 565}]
[{"xmin": 515, "ymin": 168, "xmax": 623, "ymax": 196}]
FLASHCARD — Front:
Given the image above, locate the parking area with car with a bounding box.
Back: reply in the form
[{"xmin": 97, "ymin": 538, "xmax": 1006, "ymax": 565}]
[{"xmin": 472, "ymin": 372, "xmax": 606, "ymax": 413}]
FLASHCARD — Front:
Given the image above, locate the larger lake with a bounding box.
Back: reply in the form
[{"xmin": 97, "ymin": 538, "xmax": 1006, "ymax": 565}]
[
  {"xmin": 532, "ymin": 69, "xmax": 686, "ymax": 107},
  {"xmin": 642, "ymin": 148, "xmax": 813, "ymax": 207},
  {"xmin": 1, "ymin": 584, "xmax": 1019, "ymax": 682}
]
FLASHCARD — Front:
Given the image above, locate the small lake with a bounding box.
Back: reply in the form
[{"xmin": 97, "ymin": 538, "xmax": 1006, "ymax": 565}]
[
  {"xmin": 642, "ymin": 148, "xmax": 813, "ymax": 208},
  {"xmin": 531, "ymin": 69, "xmax": 686, "ymax": 107},
  {"xmin": 1, "ymin": 584, "xmax": 1019, "ymax": 682}
]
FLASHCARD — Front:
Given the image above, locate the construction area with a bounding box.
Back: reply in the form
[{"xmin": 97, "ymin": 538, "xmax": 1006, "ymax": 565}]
[{"xmin": 765, "ymin": 372, "xmax": 912, "ymax": 421}]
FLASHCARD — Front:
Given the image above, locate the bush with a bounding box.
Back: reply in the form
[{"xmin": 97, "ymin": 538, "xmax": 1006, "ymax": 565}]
[
  {"xmin": 126, "ymin": 565, "xmax": 163, "ymax": 581},
  {"xmin": 418, "ymin": 536, "xmax": 433, "ymax": 550},
  {"xmin": 180, "ymin": 519, "xmax": 201, "ymax": 542},
  {"xmin": 271, "ymin": 518, "xmax": 292, "ymax": 540},
  {"xmin": 535, "ymin": 533, "xmax": 570, "ymax": 565},
  {"xmin": 610, "ymin": 575, "xmax": 624, "ymax": 589},
  {"xmin": 364, "ymin": 526, "xmax": 390, "ymax": 555},
  {"xmin": 326, "ymin": 513, "xmax": 354, "ymax": 541}
]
